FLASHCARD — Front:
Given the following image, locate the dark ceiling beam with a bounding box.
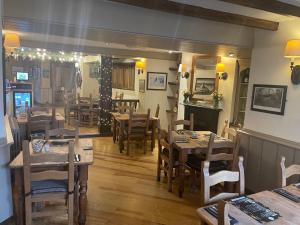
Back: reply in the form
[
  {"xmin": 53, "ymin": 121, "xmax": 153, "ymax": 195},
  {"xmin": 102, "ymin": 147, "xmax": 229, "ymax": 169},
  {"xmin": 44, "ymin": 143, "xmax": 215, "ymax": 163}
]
[
  {"xmin": 107, "ymin": 0, "xmax": 279, "ymax": 31},
  {"xmin": 219, "ymin": 0, "xmax": 300, "ymax": 18}
]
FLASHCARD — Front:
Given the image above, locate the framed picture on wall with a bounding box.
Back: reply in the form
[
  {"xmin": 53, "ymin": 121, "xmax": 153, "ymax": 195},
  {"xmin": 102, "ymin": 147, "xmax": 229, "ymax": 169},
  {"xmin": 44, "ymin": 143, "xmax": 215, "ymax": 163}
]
[
  {"xmin": 89, "ymin": 62, "xmax": 100, "ymax": 78},
  {"xmin": 251, "ymin": 84, "xmax": 287, "ymax": 115},
  {"xmin": 194, "ymin": 78, "xmax": 215, "ymax": 95},
  {"xmin": 147, "ymin": 72, "xmax": 167, "ymax": 90},
  {"xmin": 139, "ymin": 79, "xmax": 145, "ymax": 93}
]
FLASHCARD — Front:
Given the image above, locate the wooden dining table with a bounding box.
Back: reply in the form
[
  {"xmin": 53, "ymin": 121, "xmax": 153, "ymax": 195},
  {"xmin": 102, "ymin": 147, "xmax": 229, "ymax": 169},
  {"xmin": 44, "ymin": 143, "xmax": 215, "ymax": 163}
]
[
  {"xmin": 17, "ymin": 112, "xmax": 65, "ymax": 128},
  {"xmin": 172, "ymin": 131, "xmax": 234, "ymax": 198},
  {"xmin": 9, "ymin": 138, "xmax": 94, "ymax": 225},
  {"xmin": 111, "ymin": 112, "xmax": 159, "ymax": 154},
  {"xmin": 196, "ymin": 184, "xmax": 300, "ymax": 224}
]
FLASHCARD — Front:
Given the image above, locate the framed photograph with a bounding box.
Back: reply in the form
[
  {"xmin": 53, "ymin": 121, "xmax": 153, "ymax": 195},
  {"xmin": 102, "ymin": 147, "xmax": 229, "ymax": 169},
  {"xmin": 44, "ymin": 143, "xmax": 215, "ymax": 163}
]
[
  {"xmin": 139, "ymin": 79, "xmax": 145, "ymax": 93},
  {"xmin": 251, "ymin": 84, "xmax": 287, "ymax": 115},
  {"xmin": 89, "ymin": 62, "xmax": 100, "ymax": 78},
  {"xmin": 147, "ymin": 72, "xmax": 167, "ymax": 90},
  {"xmin": 194, "ymin": 78, "xmax": 215, "ymax": 95}
]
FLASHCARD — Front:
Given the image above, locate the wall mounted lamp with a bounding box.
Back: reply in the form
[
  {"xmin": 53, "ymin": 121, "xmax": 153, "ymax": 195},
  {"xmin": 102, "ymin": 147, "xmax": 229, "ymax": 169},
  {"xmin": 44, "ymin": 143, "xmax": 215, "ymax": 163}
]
[
  {"xmin": 136, "ymin": 60, "xmax": 146, "ymax": 75},
  {"xmin": 284, "ymin": 39, "xmax": 300, "ymax": 84},
  {"xmin": 4, "ymin": 32, "xmax": 20, "ymax": 55},
  {"xmin": 216, "ymin": 63, "xmax": 228, "ymax": 80},
  {"xmin": 178, "ymin": 63, "xmax": 189, "ymax": 79}
]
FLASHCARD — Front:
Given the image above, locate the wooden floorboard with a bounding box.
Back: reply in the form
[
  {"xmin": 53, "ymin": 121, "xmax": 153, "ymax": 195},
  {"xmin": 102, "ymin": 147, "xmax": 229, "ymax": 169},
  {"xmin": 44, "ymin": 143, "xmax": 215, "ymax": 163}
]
[{"xmin": 27, "ymin": 137, "xmax": 200, "ymax": 225}]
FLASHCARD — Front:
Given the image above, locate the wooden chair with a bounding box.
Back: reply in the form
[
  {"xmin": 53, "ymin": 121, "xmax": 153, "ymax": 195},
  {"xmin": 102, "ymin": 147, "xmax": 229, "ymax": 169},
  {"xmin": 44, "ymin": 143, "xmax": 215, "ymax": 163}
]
[
  {"xmin": 22, "ymin": 140, "xmax": 75, "ymax": 225},
  {"xmin": 171, "ymin": 113, "xmax": 194, "ymax": 131},
  {"xmin": 64, "ymin": 92, "xmax": 77, "ymax": 125},
  {"xmin": 279, "ymin": 156, "xmax": 300, "ymax": 187},
  {"xmin": 28, "ymin": 106, "xmax": 49, "ymax": 115},
  {"xmin": 200, "ymin": 156, "xmax": 245, "ymax": 206},
  {"xmin": 187, "ymin": 133, "xmax": 238, "ymax": 192},
  {"xmin": 124, "ymin": 108, "xmax": 150, "ymax": 155},
  {"xmin": 46, "ymin": 124, "xmax": 79, "ymax": 141},
  {"xmin": 217, "ymin": 200, "xmax": 230, "ymax": 225},
  {"xmin": 221, "ymin": 120, "xmax": 238, "ymax": 143},
  {"xmin": 157, "ymin": 124, "xmax": 179, "ymax": 192},
  {"xmin": 78, "ymin": 94, "xmax": 93, "ymax": 127},
  {"xmin": 27, "ymin": 109, "xmax": 55, "ymax": 139},
  {"xmin": 147, "ymin": 104, "xmax": 160, "ymax": 151}
]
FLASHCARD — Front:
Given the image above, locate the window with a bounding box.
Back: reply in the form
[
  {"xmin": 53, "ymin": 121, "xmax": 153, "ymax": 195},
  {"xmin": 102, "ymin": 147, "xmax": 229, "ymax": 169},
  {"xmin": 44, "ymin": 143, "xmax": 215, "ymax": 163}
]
[{"xmin": 112, "ymin": 62, "xmax": 135, "ymax": 90}]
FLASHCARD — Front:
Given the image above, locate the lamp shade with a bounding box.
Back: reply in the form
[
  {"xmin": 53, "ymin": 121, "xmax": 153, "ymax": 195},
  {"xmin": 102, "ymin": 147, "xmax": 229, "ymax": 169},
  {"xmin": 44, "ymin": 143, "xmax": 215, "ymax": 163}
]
[
  {"xmin": 284, "ymin": 40, "xmax": 300, "ymax": 58},
  {"xmin": 178, "ymin": 64, "xmax": 187, "ymax": 73},
  {"xmin": 136, "ymin": 60, "xmax": 146, "ymax": 69},
  {"xmin": 4, "ymin": 33, "xmax": 20, "ymax": 49},
  {"xmin": 216, "ymin": 63, "xmax": 225, "ymax": 73}
]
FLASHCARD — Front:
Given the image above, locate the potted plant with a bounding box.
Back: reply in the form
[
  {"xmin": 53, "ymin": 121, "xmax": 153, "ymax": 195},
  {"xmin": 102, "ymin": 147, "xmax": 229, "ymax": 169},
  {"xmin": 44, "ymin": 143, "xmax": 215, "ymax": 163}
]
[
  {"xmin": 182, "ymin": 90, "xmax": 191, "ymax": 103},
  {"xmin": 212, "ymin": 91, "xmax": 223, "ymax": 108}
]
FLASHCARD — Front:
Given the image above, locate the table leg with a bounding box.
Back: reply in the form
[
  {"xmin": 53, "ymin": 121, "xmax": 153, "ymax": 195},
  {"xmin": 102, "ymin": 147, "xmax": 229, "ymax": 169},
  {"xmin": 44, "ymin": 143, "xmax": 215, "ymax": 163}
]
[
  {"xmin": 78, "ymin": 165, "xmax": 88, "ymax": 225},
  {"xmin": 178, "ymin": 150, "xmax": 188, "ymax": 198},
  {"xmin": 113, "ymin": 118, "xmax": 116, "ymax": 143},
  {"xmin": 151, "ymin": 121, "xmax": 156, "ymax": 151},
  {"xmin": 13, "ymin": 168, "xmax": 24, "ymax": 225},
  {"xmin": 119, "ymin": 121, "xmax": 124, "ymax": 152}
]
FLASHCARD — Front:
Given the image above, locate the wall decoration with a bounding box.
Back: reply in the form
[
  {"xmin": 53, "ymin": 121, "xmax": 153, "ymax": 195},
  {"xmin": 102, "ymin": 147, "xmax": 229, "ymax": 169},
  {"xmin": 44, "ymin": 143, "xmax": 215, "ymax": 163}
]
[
  {"xmin": 147, "ymin": 72, "xmax": 167, "ymax": 90},
  {"xmin": 99, "ymin": 56, "xmax": 112, "ymax": 136},
  {"xmin": 43, "ymin": 70, "xmax": 50, "ymax": 78},
  {"xmin": 194, "ymin": 78, "xmax": 215, "ymax": 95},
  {"xmin": 251, "ymin": 84, "xmax": 287, "ymax": 115},
  {"xmin": 139, "ymin": 79, "xmax": 145, "ymax": 93},
  {"xmin": 89, "ymin": 62, "xmax": 100, "ymax": 78}
]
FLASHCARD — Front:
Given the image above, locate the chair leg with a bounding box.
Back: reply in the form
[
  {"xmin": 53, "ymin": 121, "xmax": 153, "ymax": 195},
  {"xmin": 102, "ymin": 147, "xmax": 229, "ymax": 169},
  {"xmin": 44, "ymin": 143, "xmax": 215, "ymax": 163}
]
[
  {"xmin": 157, "ymin": 150, "xmax": 162, "ymax": 182},
  {"xmin": 25, "ymin": 196, "xmax": 32, "ymax": 225},
  {"xmin": 143, "ymin": 138, "xmax": 147, "ymax": 154},
  {"xmin": 167, "ymin": 164, "xmax": 173, "ymax": 192},
  {"xmin": 68, "ymin": 193, "xmax": 74, "ymax": 225},
  {"xmin": 127, "ymin": 138, "xmax": 130, "ymax": 156}
]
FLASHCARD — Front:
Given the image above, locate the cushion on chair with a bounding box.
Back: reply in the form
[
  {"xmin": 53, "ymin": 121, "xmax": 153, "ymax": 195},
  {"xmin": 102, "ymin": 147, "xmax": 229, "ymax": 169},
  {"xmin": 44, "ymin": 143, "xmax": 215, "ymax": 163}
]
[
  {"xmin": 186, "ymin": 154, "xmax": 228, "ymax": 172},
  {"xmin": 162, "ymin": 148, "xmax": 179, "ymax": 162},
  {"xmin": 31, "ymin": 180, "xmax": 68, "ymax": 195}
]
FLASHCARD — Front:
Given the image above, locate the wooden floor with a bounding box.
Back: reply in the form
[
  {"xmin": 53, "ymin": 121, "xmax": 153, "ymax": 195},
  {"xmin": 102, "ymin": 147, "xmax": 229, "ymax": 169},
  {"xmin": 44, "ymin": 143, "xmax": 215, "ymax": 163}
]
[
  {"xmin": 20, "ymin": 137, "xmax": 200, "ymax": 225},
  {"xmin": 85, "ymin": 137, "xmax": 200, "ymax": 225}
]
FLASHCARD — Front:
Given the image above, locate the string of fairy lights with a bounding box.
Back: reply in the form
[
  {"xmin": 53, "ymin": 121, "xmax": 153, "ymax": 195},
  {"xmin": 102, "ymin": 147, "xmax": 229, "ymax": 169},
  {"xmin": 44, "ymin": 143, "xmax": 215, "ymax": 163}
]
[
  {"xmin": 11, "ymin": 47, "xmax": 85, "ymax": 64},
  {"xmin": 99, "ymin": 56, "xmax": 113, "ymax": 134}
]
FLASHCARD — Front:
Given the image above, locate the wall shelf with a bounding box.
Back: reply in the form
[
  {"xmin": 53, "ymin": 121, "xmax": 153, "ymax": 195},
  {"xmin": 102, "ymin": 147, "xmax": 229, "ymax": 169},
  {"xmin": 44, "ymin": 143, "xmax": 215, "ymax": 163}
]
[
  {"xmin": 169, "ymin": 67, "xmax": 178, "ymax": 71},
  {"xmin": 166, "ymin": 110, "xmax": 177, "ymax": 114},
  {"xmin": 168, "ymin": 81, "xmax": 179, "ymax": 86},
  {"xmin": 167, "ymin": 96, "xmax": 178, "ymax": 100}
]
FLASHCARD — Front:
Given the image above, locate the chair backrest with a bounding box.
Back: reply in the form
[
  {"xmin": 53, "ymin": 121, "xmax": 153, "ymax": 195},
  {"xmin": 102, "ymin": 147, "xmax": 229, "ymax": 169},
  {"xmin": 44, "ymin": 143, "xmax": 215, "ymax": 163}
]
[
  {"xmin": 46, "ymin": 122, "xmax": 79, "ymax": 141},
  {"xmin": 171, "ymin": 113, "xmax": 194, "ymax": 131},
  {"xmin": 128, "ymin": 108, "xmax": 150, "ymax": 135},
  {"xmin": 279, "ymin": 156, "xmax": 300, "ymax": 187},
  {"xmin": 158, "ymin": 123, "xmax": 173, "ymax": 153},
  {"xmin": 221, "ymin": 120, "xmax": 238, "ymax": 142},
  {"xmin": 118, "ymin": 103, "xmax": 133, "ymax": 114},
  {"xmin": 206, "ymin": 133, "xmax": 237, "ymax": 162},
  {"xmin": 29, "ymin": 106, "xmax": 49, "ymax": 115},
  {"xmin": 217, "ymin": 200, "xmax": 230, "ymax": 225},
  {"xmin": 201, "ymin": 156, "xmax": 245, "ymax": 206},
  {"xmin": 27, "ymin": 109, "xmax": 54, "ymax": 137},
  {"xmin": 22, "ymin": 140, "xmax": 74, "ymax": 198},
  {"xmin": 155, "ymin": 104, "xmax": 160, "ymax": 118}
]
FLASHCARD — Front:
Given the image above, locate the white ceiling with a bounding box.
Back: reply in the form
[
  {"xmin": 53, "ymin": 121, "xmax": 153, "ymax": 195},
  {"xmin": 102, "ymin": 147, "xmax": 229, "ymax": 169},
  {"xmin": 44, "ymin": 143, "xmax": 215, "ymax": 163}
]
[{"xmin": 172, "ymin": 0, "xmax": 295, "ymax": 22}]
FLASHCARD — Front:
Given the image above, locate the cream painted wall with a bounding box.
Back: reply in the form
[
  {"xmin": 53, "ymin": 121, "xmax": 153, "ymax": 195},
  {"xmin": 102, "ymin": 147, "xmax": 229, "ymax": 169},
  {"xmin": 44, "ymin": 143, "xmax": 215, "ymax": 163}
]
[
  {"xmin": 244, "ymin": 19, "xmax": 300, "ymax": 142},
  {"xmin": 217, "ymin": 58, "xmax": 238, "ymax": 134},
  {"xmin": 144, "ymin": 59, "xmax": 178, "ymax": 130}
]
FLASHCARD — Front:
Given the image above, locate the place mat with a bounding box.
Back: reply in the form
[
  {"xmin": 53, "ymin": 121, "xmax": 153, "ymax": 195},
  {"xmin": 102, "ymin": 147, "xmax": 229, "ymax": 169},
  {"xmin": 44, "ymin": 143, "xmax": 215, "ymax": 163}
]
[
  {"xmin": 230, "ymin": 196, "xmax": 280, "ymax": 223},
  {"xmin": 294, "ymin": 183, "xmax": 300, "ymax": 189},
  {"xmin": 273, "ymin": 188, "xmax": 300, "ymax": 203},
  {"xmin": 204, "ymin": 205, "xmax": 238, "ymax": 225}
]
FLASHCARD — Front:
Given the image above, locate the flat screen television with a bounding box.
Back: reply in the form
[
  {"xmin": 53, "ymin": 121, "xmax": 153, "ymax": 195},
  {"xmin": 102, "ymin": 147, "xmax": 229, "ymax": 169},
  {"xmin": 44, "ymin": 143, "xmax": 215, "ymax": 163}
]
[{"xmin": 16, "ymin": 72, "xmax": 29, "ymax": 81}]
